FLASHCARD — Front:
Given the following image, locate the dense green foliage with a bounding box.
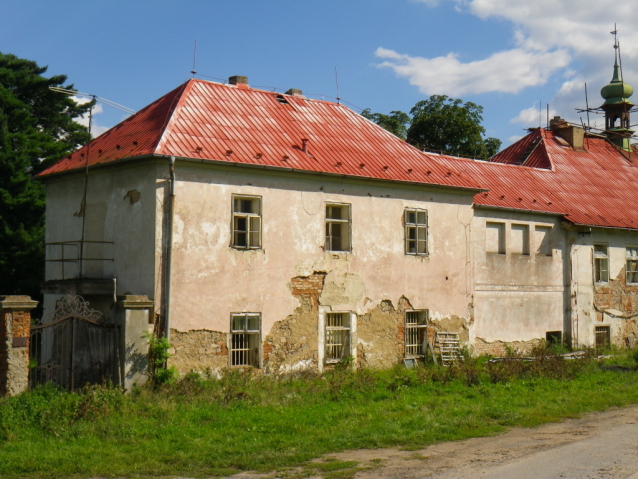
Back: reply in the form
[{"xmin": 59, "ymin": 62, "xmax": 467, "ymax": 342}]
[
  {"xmin": 0, "ymin": 52, "xmax": 91, "ymax": 298},
  {"xmin": 361, "ymin": 108, "xmax": 411, "ymax": 140},
  {"xmin": 362, "ymin": 95, "xmax": 501, "ymax": 159},
  {"xmin": 1, "ymin": 351, "xmax": 638, "ymax": 478}
]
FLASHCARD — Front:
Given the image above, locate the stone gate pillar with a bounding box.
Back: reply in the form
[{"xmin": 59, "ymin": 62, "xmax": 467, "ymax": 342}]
[
  {"xmin": 0, "ymin": 296, "xmax": 39, "ymax": 396},
  {"xmin": 117, "ymin": 295, "xmax": 154, "ymax": 390}
]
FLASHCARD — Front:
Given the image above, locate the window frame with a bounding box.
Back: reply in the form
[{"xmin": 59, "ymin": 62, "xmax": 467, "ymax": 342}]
[
  {"xmin": 404, "ymin": 208, "xmax": 428, "ymax": 256},
  {"xmin": 627, "ymin": 246, "xmax": 638, "ymax": 285},
  {"xmin": 324, "ymin": 311, "xmax": 352, "ymax": 364},
  {"xmin": 231, "ymin": 194, "xmax": 262, "ymax": 250},
  {"xmin": 595, "ymin": 325, "xmax": 611, "ymax": 348},
  {"xmin": 593, "ymin": 244, "xmax": 609, "ymax": 284},
  {"xmin": 325, "ymin": 203, "xmax": 351, "ymax": 253},
  {"xmin": 404, "ymin": 310, "xmax": 429, "ymax": 358},
  {"xmin": 229, "ymin": 312, "xmax": 262, "ymax": 368}
]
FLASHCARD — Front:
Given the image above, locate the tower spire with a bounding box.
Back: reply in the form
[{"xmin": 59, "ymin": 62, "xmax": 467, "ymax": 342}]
[{"xmin": 601, "ymin": 25, "xmax": 634, "ymax": 151}]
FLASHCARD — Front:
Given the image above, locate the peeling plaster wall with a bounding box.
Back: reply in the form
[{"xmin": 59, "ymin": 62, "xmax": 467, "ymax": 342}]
[
  {"xmin": 43, "ymin": 162, "xmax": 158, "ymax": 317},
  {"xmin": 569, "ymin": 228, "xmax": 638, "ymax": 347},
  {"xmin": 472, "ymin": 209, "xmax": 567, "ymax": 353},
  {"xmin": 156, "ymin": 162, "xmax": 476, "ymax": 372}
]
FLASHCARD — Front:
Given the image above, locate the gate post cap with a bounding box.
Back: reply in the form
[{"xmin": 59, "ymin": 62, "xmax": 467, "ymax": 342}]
[
  {"xmin": 117, "ymin": 295, "xmax": 154, "ymax": 309},
  {"xmin": 0, "ymin": 296, "xmax": 38, "ymax": 310}
]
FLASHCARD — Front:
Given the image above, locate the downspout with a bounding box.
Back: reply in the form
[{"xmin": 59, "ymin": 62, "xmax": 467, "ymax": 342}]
[{"xmin": 165, "ymin": 156, "xmax": 176, "ymax": 343}]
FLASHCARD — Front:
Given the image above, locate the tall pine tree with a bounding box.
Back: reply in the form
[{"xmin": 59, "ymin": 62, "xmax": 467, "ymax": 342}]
[{"xmin": 0, "ymin": 52, "xmax": 91, "ymax": 299}]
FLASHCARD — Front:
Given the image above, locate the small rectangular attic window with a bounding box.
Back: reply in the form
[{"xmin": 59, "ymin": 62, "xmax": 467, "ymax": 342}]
[{"xmin": 276, "ymin": 95, "xmax": 289, "ymax": 105}]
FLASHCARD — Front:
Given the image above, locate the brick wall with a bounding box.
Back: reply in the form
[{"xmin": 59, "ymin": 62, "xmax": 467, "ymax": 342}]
[{"xmin": 0, "ymin": 296, "xmax": 37, "ymax": 397}]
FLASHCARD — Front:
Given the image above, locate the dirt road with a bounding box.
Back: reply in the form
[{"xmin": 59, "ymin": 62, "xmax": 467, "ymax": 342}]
[{"xmin": 321, "ymin": 405, "xmax": 638, "ymax": 478}]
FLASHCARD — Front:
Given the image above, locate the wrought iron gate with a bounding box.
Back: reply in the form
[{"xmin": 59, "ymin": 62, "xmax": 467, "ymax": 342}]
[{"xmin": 29, "ymin": 294, "xmax": 120, "ymax": 390}]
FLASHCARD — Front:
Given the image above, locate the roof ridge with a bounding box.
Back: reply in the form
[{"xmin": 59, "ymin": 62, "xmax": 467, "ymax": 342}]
[{"xmin": 153, "ymin": 80, "xmax": 192, "ymax": 155}]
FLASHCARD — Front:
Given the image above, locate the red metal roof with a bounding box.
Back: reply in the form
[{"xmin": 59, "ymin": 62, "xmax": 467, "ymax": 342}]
[
  {"xmin": 437, "ymin": 128, "xmax": 638, "ymax": 230},
  {"xmin": 38, "ymin": 79, "xmax": 480, "ymax": 191}
]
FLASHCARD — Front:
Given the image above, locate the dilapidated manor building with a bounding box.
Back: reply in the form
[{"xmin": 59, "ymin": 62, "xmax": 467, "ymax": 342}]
[{"xmin": 36, "ymin": 54, "xmax": 638, "ymax": 377}]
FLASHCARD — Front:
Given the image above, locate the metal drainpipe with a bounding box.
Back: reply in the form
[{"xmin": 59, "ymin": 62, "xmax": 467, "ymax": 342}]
[{"xmin": 165, "ymin": 156, "xmax": 176, "ymax": 343}]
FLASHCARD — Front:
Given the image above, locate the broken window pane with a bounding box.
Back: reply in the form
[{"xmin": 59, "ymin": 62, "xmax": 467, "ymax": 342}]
[
  {"xmin": 405, "ymin": 208, "xmax": 428, "ymax": 256},
  {"xmin": 594, "ymin": 244, "xmax": 609, "ymax": 283},
  {"xmin": 232, "ymin": 196, "xmax": 261, "ymax": 249},
  {"xmin": 325, "ymin": 204, "xmax": 350, "ymax": 252}
]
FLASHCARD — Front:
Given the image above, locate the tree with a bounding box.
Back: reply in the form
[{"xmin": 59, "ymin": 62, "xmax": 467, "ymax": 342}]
[
  {"xmin": 361, "ymin": 108, "xmax": 410, "ymax": 140},
  {"xmin": 0, "ymin": 52, "xmax": 91, "ymax": 299},
  {"xmin": 362, "ymin": 95, "xmax": 501, "ymax": 159}
]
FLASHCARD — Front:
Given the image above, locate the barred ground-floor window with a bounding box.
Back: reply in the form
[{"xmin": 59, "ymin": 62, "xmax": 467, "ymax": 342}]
[
  {"xmin": 325, "ymin": 312, "xmax": 351, "ymax": 363},
  {"xmin": 230, "ymin": 313, "xmax": 261, "ymax": 367},
  {"xmin": 404, "ymin": 310, "xmax": 428, "ymax": 358}
]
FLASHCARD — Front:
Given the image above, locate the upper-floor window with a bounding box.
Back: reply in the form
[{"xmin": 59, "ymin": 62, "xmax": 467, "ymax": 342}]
[
  {"xmin": 232, "ymin": 196, "xmax": 261, "ymax": 249},
  {"xmin": 486, "ymin": 221, "xmax": 505, "ymax": 254},
  {"xmin": 230, "ymin": 313, "xmax": 261, "ymax": 367},
  {"xmin": 405, "ymin": 209, "xmax": 428, "ymax": 255},
  {"xmin": 594, "ymin": 244, "xmax": 609, "ymax": 283},
  {"xmin": 627, "ymin": 247, "xmax": 638, "ymax": 284},
  {"xmin": 325, "ymin": 203, "xmax": 351, "ymax": 252}
]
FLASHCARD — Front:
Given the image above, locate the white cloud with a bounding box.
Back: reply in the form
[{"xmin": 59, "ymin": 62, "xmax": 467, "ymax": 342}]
[
  {"xmin": 72, "ymin": 96, "xmax": 110, "ymax": 137},
  {"xmin": 508, "ymin": 135, "xmax": 523, "ymax": 144},
  {"xmin": 380, "ymin": 0, "xmax": 638, "ymax": 107},
  {"xmin": 375, "ymin": 47, "xmax": 569, "ymax": 96},
  {"xmin": 511, "ymin": 104, "xmax": 557, "ymax": 126}
]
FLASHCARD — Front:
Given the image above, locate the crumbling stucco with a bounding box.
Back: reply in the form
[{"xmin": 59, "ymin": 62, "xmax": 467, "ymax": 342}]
[
  {"xmin": 263, "ymin": 272, "xmax": 326, "ymax": 372},
  {"xmin": 356, "ymin": 298, "xmax": 407, "ymax": 368},
  {"xmin": 594, "ymin": 266, "xmax": 638, "ymax": 346},
  {"xmin": 169, "ymin": 329, "xmax": 228, "ymax": 373},
  {"xmin": 473, "ymin": 337, "xmax": 543, "ymax": 357}
]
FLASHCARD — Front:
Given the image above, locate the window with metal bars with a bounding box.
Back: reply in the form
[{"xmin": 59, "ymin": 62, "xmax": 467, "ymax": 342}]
[
  {"xmin": 325, "ymin": 312, "xmax": 351, "ymax": 363},
  {"xmin": 627, "ymin": 247, "xmax": 638, "ymax": 284},
  {"xmin": 594, "ymin": 244, "xmax": 609, "ymax": 283},
  {"xmin": 404, "ymin": 310, "xmax": 428, "ymax": 357},
  {"xmin": 325, "ymin": 204, "xmax": 351, "ymax": 252},
  {"xmin": 405, "ymin": 209, "xmax": 428, "ymax": 255},
  {"xmin": 232, "ymin": 196, "xmax": 261, "ymax": 249},
  {"xmin": 595, "ymin": 326, "xmax": 610, "ymax": 348},
  {"xmin": 230, "ymin": 313, "xmax": 261, "ymax": 367}
]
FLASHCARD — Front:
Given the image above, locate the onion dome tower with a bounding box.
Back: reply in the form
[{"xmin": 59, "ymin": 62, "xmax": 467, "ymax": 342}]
[{"xmin": 601, "ymin": 34, "xmax": 634, "ymax": 151}]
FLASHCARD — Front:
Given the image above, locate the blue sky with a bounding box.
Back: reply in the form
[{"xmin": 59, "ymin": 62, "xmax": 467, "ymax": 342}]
[{"xmin": 2, "ymin": 0, "xmax": 636, "ymax": 149}]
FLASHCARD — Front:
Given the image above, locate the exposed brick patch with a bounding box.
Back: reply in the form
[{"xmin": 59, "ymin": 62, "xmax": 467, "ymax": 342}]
[
  {"xmin": 290, "ymin": 272, "xmax": 327, "ymax": 310},
  {"xmin": 594, "ymin": 266, "xmax": 638, "ymax": 317}
]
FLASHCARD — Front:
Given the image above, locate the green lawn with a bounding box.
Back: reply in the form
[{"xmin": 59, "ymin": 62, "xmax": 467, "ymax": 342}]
[{"xmin": 1, "ymin": 352, "xmax": 638, "ymax": 478}]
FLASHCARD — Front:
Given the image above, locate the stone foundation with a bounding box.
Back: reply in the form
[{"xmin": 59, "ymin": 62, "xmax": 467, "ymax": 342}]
[
  {"xmin": 169, "ymin": 329, "xmax": 229, "ymax": 373},
  {"xmin": 473, "ymin": 337, "xmax": 543, "ymax": 357}
]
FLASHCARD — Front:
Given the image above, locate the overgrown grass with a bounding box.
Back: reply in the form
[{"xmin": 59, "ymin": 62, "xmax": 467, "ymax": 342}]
[{"xmin": 2, "ymin": 349, "xmax": 638, "ymax": 478}]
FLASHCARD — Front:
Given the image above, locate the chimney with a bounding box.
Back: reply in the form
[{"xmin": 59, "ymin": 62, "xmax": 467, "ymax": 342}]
[
  {"xmin": 301, "ymin": 138, "xmax": 309, "ymax": 154},
  {"xmin": 228, "ymin": 76, "xmax": 249, "ymax": 88},
  {"xmin": 549, "ymin": 115, "xmax": 584, "ymax": 150},
  {"xmin": 285, "ymin": 88, "xmax": 304, "ymax": 97}
]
